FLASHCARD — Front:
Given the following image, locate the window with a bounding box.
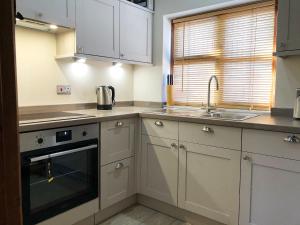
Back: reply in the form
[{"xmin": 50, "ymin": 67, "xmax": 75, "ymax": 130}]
[{"xmin": 171, "ymin": 1, "xmax": 276, "ymax": 110}]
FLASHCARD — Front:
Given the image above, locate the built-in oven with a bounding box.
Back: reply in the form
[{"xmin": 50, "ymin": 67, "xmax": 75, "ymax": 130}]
[{"xmin": 20, "ymin": 124, "xmax": 99, "ymax": 225}]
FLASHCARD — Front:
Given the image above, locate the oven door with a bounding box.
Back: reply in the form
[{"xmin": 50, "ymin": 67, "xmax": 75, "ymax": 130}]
[{"xmin": 21, "ymin": 139, "xmax": 98, "ymax": 225}]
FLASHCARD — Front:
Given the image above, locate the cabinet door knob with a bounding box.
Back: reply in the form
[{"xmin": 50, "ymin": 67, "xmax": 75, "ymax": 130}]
[
  {"xmin": 154, "ymin": 121, "xmax": 163, "ymax": 127},
  {"xmin": 179, "ymin": 144, "xmax": 186, "ymax": 150},
  {"xmin": 77, "ymin": 46, "xmax": 84, "ymax": 53},
  {"xmin": 115, "ymin": 162, "xmax": 124, "ymax": 169},
  {"xmin": 202, "ymin": 126, "xmax": 213, "ymax": 133},
  {"xmin": 115, "ymin": 121, "xmax": 124, "ymax": 127},
  {"xmin": 284, "ymin": 135, "xmax": 300, "ymax": 143},
  {"xmin": 243, "ymin": 155, "xmax": 252, "ymax": 161},
  {"xmin": 171, "ymin": 143, "xmax": 178, "ymax": 149},
  {"xmin": 120, "ymin": 53, "xmax": 124, "ymax": 57}
]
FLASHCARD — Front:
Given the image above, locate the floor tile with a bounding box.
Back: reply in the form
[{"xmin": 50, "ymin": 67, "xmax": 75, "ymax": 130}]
[
  {"xmin": 139, "ymin": 212, "xmax": 176, "ymax": 225},
  {"xmin": 170, "ymin": 220, "xmax": 192, "ymax": 225},
  {"xmin": 100, "ymin": 205, "xmax": 156, "ymax": 225}
]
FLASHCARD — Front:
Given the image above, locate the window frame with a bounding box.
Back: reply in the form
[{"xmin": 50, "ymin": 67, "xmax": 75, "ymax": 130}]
[{"xmin": 170, "ymin": 0, "xmax": 277, "ymax": 110}]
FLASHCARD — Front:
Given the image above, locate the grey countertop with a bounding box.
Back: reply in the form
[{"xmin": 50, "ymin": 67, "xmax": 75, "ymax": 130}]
[
  {"xmin": 19, "ymin": 106, "xmax": 300, "ymax": 133},
  {"xmin": 19, "ymin": 107, "xmax": 153, "ymax": 132}
]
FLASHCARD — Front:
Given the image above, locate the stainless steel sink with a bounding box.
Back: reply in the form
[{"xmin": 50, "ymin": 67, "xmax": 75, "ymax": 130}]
[
  {"xmin": 198, "ymin": 111, "xmax": 258, "ymax": 121},
  {"xmin": 151, "ymin": 108, "xmax": 258, "ymax": 121}
]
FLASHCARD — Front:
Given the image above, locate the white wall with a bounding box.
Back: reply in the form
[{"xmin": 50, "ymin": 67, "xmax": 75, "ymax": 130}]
[
  {"xmin": 16, "ymin": 27, "xmax": 133, "ymax": 107},
  {"xmin": 133, "ymin": 0, "xmax": 300, "ymax": 108}
]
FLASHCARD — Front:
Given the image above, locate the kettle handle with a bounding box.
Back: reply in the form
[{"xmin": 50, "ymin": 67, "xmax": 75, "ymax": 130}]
[{"xmin": 108, "ymin": 86, "xmax": 115, "ymax": 105}]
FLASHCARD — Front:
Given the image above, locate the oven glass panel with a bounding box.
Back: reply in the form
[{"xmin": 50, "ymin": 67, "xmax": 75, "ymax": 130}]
[
  {"xmin": 22, "ymin": 144, "xmax": 98, "ymax": 225},
  {"xmin": 30, "ymin": 150, "xmax": 90, "ymax": 213}
]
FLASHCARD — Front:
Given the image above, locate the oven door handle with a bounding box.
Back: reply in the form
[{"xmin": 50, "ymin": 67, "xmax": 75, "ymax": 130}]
[{"xmin": 30, "ymin": 144, "xmax": 98, "ymax": 162}]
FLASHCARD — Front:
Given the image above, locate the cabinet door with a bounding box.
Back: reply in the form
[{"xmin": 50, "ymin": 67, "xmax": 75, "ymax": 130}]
[
  {"xmin": 178, "ymin": 142, "xmax": 240, "ymax": 225},
  {"xmin": 240, "ymin": 153, "xmax": 300, "ymax": 225},
  {"xmin": 76, "ymin": 0, "xmax": 120, "ymax": 58},
  {"xmin": 277, "ymin": 0, "xmax": 300, "ymax": 52},
  {"xmin": 120, "ymin": 2, "xmax": 152, "ymax": 63},
  {"xmin": 101, "ymin": 119, "xmax": 135, "ymax": 165},
  {"xmin": 16, "ymin": 0, "xmax": 75, "ymax": 27},
  {"xmin": 140, "ymin": 135, "xmax": 178, "ymax": 206},
  {"xmin": 101, "ymin": 157, "xmax": 136, "ymax": 209}
]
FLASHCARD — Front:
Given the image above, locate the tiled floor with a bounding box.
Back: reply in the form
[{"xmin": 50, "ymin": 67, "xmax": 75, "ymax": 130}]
[{"xmin": 99, "ymin": 205, "xmax": 190, "ymax": 225}]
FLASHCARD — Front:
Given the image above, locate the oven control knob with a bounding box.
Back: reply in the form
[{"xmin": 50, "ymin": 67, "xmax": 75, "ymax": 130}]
[
  {"xmin": 82, "ymin": 131, "xmax": 87, "ymax": 137},
  {"xmin": 37, "ymin": 138, "xmax": 44, "ymax": 144}
]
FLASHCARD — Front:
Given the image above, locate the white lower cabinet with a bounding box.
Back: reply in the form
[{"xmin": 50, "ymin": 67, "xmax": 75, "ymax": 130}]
[
  {"xmin": 178, "ymin": 142, "xmax": 240, "ymax": 225},
  {"xmin": 240, "ymin": 152, "xmax": 300, "ymax": 225},
  {"xmin": 140, "ymin": 135, "xmax": 178, "ymax": 206},
  {"xmin": 101, "ymin": 157, "xmax": 136, "ymax": 209}
]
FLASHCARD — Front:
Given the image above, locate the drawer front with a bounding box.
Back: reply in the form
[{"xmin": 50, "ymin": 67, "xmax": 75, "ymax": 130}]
[
  {"xmin": 243, "ymin": 129, "xmax": 300, "ymax": 160},
  {"xmin": 101, "ymin": 157, "xmax": 136, "ymax": 209},
  {"xmin": 179, "ymin": 122, "xmax": 242, "ymax": 150},
  {"xmin": 142, "ymin": 118, "xmax": 178, "ymax": 139},
  {"xmin": 101, "ymin": 119, "xmax": 135, "ymax": 165}
]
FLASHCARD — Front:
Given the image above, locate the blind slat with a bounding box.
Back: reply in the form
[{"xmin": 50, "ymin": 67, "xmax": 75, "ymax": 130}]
[{"xmin": 172, "ymin": 2, "xmax": 275, "ymax": 110}]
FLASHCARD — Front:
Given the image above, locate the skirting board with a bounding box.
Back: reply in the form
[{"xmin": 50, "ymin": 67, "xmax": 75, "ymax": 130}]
[{"xmin": 137, "ymin": 194, "xmax": 224, "ymax": 225}]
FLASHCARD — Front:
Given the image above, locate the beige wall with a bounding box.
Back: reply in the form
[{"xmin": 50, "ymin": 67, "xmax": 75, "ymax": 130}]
[
  {"xmin": 133, "ymin": 0, "xmax": 300, "ymax": 108},
  {"xmin": 16, "ymin": 27, "xmax": 134, "ymax": 107}
]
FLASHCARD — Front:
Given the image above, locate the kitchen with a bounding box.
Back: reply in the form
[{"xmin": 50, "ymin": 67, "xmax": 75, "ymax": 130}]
[{"xmin": 1, "ymin": 0, "xmax": 300, "ymax": 225}]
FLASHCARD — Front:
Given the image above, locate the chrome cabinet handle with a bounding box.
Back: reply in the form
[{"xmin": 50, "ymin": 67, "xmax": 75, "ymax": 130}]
[
  {"xmin": 284, "ymin": 135, "xmax": 300, "ymax": 144},
  {"xmin": 154, "ymin": 121, "xmax": 163, "ymax": 127},
  {"xmin": 179, "ymin": 144, "xmax": 186, "ymax": 150},
  {"xmin": 202, "ymin": 126, "xmax": 213, "ymax": 133},
  {"xmin": 77, "ymin": 46, "xmax": 84, "ymax": 53},
  {"xmin": 115, "ymin": 162, "xmax": 124, "ymax": 169},
  {"xmin": 171, "ymin": 143, "xmax": 178, "ymax": 149},
  {"xmin": 115, "ymin": 121, "xmax": 124, "ymax": 127},
  {"xmin": 243, "ymin": 155, "xmax": 252, "ymax": 161}
]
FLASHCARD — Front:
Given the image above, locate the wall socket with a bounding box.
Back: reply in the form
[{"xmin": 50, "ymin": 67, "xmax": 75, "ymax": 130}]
[{"xmin": 56, "ymin": 85, "xmax": 71, "ymax": 95}]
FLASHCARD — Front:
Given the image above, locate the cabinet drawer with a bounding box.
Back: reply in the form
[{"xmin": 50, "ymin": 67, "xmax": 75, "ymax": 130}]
[
  {"xmin": 179, "ymin": 122, "xmax": 241, "ymax": 150},
  {"xmin": 101, "ymin": 119, "xmax": 135, "ymax": 165},
  {"xmin": 243, "ymin": 129, "xmax": 300, "ymax": 160},
  {"xmin": 142, "ymin": 118, "xmax": 178, "ymax": 139},
  {"xmin": 101, "ymin": 157, "xmax": 136, "ymax": 209}
]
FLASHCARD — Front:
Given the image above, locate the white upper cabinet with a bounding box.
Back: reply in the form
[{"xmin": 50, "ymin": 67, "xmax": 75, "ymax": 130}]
[
  {"xmin": 120, "ymin": 1, "xmax": 153, "ymax": 63},
  {"xmin": 277, "ymin": 0, "xmax": 300, "ymax": 56},
  {"xmin": 16, "ymin": 0, "xmax": 75, "ymax": 28},
  {"xmin": 76, "ymin": 0, "xmax": 120, "ymax": 58}
]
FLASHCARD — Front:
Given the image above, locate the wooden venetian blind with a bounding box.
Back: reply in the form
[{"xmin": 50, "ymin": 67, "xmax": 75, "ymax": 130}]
[{"xmin": 172, "ymin": 1, "xmax": 276, "ymax": 110}]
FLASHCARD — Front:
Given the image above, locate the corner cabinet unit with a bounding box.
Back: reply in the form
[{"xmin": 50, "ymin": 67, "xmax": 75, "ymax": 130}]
[
  {"xmin": 76, "ymin": 0, "xmax": 120, "ymax": 59},
  {"xmin": 120, "ymin": 1, "xmax": 153, "ymax": 63},
  {"xmin": 140, "ymin": 135, "xmax": 178, "ymax": 206},
  {"xmin": 16, "ymin": 0, "xmax": 75, "ymax": 28},
  {"xmin": 276, "ymin": 0, "xmax": 300, "ymax": 56}
]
